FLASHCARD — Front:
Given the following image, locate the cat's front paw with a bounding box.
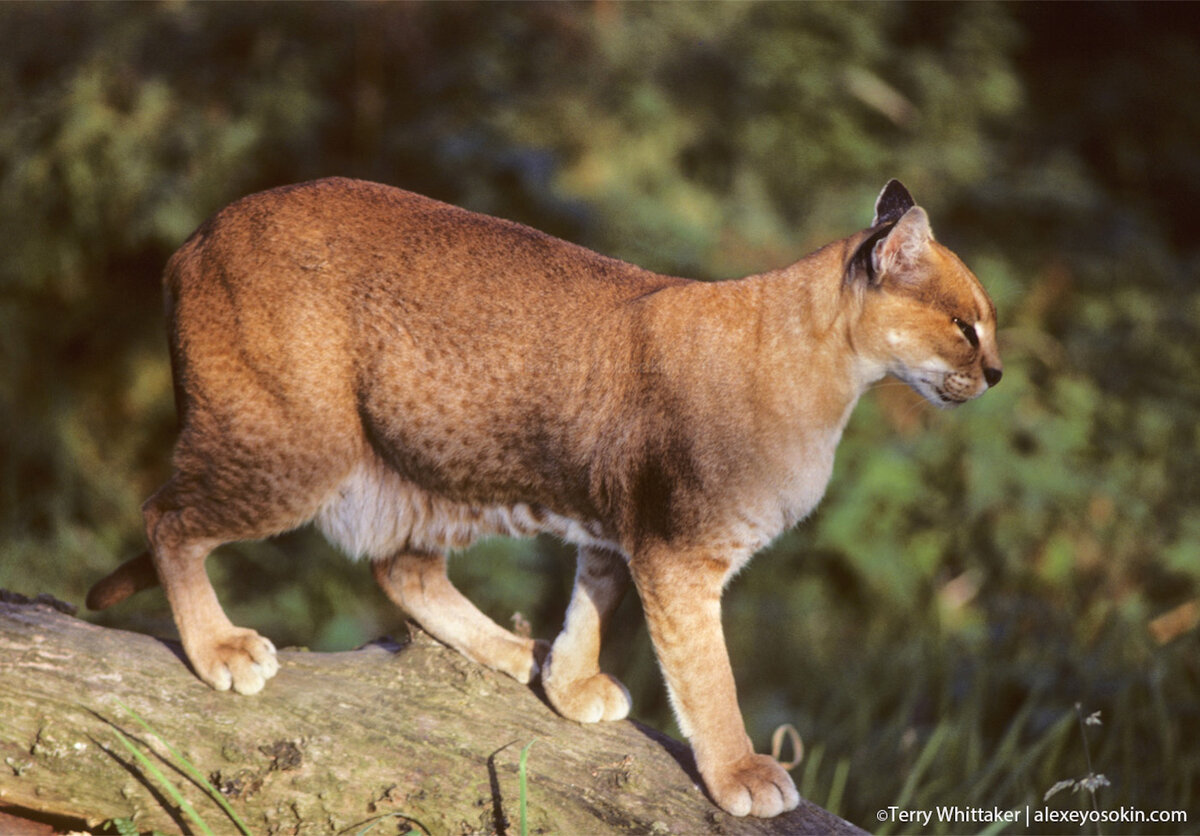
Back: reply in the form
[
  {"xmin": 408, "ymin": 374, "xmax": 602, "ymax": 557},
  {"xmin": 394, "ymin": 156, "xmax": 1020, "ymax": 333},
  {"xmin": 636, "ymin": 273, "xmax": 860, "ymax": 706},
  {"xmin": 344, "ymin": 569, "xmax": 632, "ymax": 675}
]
[
  {"xmin": 705, "ymin": 753, "xmax": 800, "ymax": 818},
  {"xmin": 188, "ymin": 629, "xmax": 279, "ymax": 695},
  {"xmin": 542, "ymin": 665, "xmax": 632, "ymax": 723}
]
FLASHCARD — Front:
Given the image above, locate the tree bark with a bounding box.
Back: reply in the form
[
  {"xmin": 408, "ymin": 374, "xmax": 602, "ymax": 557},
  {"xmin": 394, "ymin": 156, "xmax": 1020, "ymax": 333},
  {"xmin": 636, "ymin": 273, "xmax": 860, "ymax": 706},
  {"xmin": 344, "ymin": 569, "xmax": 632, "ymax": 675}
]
[{"xmin": 0, "ymin": 593, "xmax": 862, "ymax": 835}]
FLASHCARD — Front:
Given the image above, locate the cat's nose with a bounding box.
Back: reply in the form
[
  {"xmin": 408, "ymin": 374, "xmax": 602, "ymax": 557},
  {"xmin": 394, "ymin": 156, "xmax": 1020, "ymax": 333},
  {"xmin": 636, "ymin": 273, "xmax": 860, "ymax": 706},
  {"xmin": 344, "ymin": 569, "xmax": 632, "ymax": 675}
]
[{"xmin": 983, "ymin": 366, "xmax": 1003, "ymax": 387}]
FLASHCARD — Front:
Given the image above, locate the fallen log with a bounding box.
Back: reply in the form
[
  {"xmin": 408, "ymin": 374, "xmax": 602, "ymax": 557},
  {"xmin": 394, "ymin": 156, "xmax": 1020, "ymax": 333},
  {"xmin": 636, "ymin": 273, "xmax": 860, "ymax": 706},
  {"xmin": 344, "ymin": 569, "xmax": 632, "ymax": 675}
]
[{"xmin": 0, "ymin": 593, "xmax": 862, "ymax": 834}]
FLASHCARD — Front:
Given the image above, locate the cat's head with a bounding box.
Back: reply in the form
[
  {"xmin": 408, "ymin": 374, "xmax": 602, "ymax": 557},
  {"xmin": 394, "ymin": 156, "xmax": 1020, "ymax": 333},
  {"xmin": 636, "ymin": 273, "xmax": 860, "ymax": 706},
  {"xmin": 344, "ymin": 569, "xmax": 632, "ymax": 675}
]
[{"xmin": 848, "ymin": 180, "xmax": 1002, "ymax": 408}]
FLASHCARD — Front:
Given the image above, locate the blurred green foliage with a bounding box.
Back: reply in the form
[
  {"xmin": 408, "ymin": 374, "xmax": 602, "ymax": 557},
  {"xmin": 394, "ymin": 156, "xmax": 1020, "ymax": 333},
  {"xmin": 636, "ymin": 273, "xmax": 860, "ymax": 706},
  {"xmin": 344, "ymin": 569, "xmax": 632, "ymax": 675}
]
[{"xmin": 1, "ymin": 3, "xmax": 1197, "ymax": 830}]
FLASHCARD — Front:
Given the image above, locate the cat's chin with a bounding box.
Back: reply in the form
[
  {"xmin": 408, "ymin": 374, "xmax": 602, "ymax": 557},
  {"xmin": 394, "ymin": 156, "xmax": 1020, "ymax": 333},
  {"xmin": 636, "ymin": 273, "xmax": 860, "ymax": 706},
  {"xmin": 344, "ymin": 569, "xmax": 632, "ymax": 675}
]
[
  {"xmin": 892, "ymin": 370, "xmax": 958, "ymax": 409},
  {"xmin": 931, "ymin": 391, "xmax": 969, "ymax": 409}
]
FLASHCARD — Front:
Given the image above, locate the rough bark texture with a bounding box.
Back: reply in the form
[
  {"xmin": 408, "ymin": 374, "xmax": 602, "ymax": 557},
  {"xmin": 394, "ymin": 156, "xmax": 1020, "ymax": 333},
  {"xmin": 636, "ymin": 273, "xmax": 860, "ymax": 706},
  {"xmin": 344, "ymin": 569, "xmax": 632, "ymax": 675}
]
[{"xmin": 0, "ymin": 594, "xmax": 862, "ymax": 835}]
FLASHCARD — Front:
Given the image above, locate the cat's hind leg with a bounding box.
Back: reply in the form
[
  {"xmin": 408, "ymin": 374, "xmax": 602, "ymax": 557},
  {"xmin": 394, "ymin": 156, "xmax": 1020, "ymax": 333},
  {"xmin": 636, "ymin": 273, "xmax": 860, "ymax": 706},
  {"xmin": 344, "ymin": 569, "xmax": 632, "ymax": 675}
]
[
  {"xmin": 141, "ymin": 413, "xmax": 356, "ymax": 694},
  {"xmin": 143, "ymin": 484, "xmax": 282, "ymax": 695},
  {"xmin": 371, "ymin": 551, "xmax": 547, "ymax": 683},
  {"xmin": 541, "ymin": 546, "xmax": 632, "ymax": 723}
]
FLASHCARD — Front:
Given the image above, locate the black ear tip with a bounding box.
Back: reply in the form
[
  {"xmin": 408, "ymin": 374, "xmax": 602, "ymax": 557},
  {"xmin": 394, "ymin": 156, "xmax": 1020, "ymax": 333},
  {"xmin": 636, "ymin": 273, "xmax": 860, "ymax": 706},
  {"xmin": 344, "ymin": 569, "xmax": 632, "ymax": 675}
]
[
  {"xmin": 873, "ymin": 179, "xmax": 916, "ymax": 227},
  {"xmin": 880, "ymin": 179, "xmax": 913, "ymax": 203}
]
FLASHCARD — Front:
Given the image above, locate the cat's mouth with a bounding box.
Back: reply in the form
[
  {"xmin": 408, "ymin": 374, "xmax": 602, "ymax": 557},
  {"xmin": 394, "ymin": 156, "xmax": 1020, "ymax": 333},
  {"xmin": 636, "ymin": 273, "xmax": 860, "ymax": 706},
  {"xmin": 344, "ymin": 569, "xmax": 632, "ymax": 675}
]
[
  {"xmin": 935, "ymin": 390, "xmax": 970, "ymax": 407},
  {"xmin": 901, "ymin": 369, "xmax": 983, "ymax": 409}
]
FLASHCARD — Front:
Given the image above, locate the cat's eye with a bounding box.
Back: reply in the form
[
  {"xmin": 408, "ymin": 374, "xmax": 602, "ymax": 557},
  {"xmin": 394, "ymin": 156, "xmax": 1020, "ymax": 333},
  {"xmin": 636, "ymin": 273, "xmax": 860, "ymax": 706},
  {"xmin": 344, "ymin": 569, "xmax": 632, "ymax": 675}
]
[{"xmin": 952, "ymin": 317, "xmax": 979, "ymax": 348}]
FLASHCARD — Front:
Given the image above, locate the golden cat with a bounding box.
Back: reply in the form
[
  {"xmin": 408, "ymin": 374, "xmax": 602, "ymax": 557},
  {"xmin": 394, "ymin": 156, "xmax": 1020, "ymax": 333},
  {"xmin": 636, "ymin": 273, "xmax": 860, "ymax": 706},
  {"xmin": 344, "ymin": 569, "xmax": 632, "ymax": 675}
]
[{"xmin": 88, "ymin": 177, "xmax": 1000, "ymax": 817}]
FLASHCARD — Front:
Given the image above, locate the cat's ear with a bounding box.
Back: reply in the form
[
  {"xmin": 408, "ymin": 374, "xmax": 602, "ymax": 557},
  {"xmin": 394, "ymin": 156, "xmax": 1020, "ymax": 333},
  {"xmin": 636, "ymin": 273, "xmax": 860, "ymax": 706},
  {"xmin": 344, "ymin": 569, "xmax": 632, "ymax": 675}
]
[
  {"xmin": 872, "ymin": 205, "xmax": 933, "ymax": 280},
  {"xmin": 846, "ymin": 202, "xmax": 932, "ymax": 286},
  {"xmin": 872, "ymin": 179, "xmax": 914, "ymax": 227},
  {"xmin": 847, "ymin": 180, "xmax": 919, "ymax": 285}
]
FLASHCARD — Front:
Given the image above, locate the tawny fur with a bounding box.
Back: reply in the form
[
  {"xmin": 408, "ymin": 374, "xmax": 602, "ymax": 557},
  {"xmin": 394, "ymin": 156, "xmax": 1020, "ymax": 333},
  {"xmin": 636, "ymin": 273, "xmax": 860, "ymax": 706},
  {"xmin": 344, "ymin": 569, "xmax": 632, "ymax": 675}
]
[{"xmin": 89, "ymin": 178, "xmax": 1000, "ymax": 818}]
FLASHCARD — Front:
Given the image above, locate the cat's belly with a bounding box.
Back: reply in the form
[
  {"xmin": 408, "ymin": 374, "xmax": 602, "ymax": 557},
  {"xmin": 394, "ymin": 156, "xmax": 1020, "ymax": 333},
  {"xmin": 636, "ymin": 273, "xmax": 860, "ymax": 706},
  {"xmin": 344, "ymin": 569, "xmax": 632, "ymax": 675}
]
[{"xmin": 314, "ymin": 455, "xmax": 621, "ymax": 560}]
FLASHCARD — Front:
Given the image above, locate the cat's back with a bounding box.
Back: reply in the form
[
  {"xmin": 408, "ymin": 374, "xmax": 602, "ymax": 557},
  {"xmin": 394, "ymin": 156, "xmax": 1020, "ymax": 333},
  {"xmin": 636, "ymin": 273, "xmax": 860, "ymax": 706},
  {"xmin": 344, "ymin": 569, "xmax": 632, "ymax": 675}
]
[{"xmin": 169, "ymin": 177, "xmax": 684, "ymax": 318}]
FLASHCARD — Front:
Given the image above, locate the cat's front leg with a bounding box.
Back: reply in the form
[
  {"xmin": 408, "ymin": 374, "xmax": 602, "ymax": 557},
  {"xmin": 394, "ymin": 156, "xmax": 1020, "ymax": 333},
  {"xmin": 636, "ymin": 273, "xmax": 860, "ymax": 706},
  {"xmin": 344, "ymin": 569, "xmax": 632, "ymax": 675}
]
[{"xmin": 630, "ymin": 546, "xmax": 799, "ymax": 818}]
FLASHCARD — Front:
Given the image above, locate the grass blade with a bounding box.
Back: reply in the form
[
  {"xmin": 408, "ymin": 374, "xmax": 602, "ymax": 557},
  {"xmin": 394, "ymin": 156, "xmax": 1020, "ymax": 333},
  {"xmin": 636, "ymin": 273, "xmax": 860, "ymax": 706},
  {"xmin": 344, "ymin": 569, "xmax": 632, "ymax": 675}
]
[
  {"xmin": 825, "ymin": 756, "xmax": 851, "ymax": 817},
  {"xmin": 110, "ymin": 724, "xmax": 214, "ymax": 836},
  {"xmin": 115, "ymin": 699, "xmax": 253, "ymax": 836},
  {"xmin": 896, "ymin": 721, "xmax": 951, "ymax": 810},
  {"xmin": 519, "ymin": 740, "xmax": 534, "ymax": 836}
]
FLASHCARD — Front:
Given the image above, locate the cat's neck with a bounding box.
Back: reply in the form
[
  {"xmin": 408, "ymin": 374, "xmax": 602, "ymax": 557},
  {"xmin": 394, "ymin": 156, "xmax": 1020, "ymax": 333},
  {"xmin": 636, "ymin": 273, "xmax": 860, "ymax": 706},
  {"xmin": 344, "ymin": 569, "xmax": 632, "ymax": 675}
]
[
  {"xmin": 735, "ymin": 237, "xmax": 886, "ymax": 428},
  {"xmin": 634, "ymin": 231, "xmax": 887, "ymax": 440}
]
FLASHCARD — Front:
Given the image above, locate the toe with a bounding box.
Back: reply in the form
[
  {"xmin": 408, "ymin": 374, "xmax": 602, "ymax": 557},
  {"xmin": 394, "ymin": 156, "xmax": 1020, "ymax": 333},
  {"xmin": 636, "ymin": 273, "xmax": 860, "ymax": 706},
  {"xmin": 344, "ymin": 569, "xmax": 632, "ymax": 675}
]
[{"xmin": 709, "ymin": 753, "xmax": 799, "ymax": 818}]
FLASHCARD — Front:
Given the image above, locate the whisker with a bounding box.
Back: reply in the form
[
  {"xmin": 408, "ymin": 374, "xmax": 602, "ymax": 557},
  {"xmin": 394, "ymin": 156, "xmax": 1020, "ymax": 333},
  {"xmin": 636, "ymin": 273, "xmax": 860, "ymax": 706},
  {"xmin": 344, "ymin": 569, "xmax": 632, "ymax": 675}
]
[
  {"xmin": 900, "ymin": 395, "xmax": 934, "ymax": 422},
  {"xmin": 866, "ymin": 381, "xmax": 915, "ymax": 397}
]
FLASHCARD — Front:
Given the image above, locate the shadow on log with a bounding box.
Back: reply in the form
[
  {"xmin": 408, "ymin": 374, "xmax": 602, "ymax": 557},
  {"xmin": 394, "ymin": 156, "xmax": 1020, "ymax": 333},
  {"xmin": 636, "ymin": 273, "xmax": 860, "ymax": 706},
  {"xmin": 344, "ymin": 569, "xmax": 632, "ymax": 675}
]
[{"xmin": 0, "ymin": 593, "xmax": 863, "ymax": 834}]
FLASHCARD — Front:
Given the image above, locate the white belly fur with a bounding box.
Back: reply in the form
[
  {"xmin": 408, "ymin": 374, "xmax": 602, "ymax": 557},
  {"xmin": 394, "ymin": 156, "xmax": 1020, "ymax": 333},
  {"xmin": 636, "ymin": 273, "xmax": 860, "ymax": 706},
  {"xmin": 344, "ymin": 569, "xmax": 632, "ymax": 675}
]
[{"xmin": 314, "ymin": 456, "xmax": 621, "ymax": 560}]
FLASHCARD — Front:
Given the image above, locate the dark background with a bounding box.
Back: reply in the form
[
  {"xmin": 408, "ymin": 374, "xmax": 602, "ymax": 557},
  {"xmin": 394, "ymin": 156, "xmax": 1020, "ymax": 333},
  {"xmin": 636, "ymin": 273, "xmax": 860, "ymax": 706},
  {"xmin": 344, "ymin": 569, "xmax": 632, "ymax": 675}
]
[{"xmin": 2, "ymin": 3, "xmax": 1197, "ymax": 831}]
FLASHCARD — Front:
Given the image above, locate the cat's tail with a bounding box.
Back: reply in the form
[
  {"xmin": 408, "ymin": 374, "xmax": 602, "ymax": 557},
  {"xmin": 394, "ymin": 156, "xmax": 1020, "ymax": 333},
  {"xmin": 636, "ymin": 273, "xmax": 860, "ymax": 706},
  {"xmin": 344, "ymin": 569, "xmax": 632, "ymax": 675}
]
[{"xmin": 86, "ymin": 551, "xmax": 159, "ymax": 610}]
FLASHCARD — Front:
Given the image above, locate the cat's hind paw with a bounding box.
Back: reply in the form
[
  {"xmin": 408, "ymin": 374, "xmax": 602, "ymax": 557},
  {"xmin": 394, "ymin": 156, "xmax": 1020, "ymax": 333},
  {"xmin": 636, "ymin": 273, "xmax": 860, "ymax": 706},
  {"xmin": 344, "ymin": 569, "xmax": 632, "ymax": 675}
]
[{"xmin": 189, "ymin": 629, "xmax": 279, "ymax": 695}]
